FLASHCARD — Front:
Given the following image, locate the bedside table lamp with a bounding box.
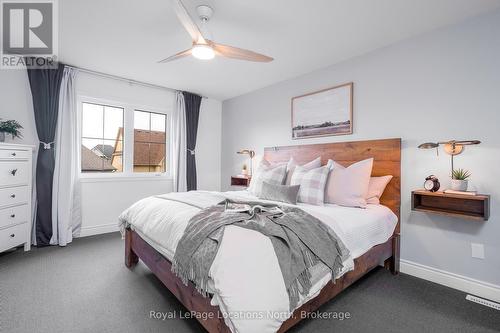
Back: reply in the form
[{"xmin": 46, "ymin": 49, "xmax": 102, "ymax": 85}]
[
  {"xmin": 418, "ymin": 140, "xmax": 481, "ymax": 175},
  {"xmin": 237, "ymin": 149, "xmax": 255, "ymax": 176}
]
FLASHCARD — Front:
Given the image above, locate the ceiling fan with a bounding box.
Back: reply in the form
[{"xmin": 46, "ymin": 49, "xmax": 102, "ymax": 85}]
[{"xmin": 159, "ymin": 0, "xmax": 273, "ymax": 63}]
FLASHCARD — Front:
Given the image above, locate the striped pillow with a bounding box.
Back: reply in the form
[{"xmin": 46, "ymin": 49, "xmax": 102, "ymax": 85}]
[
  {"xmin": 249, "ymin": 163, "xmax": 287, "ymax": 197},
  {"xmin": 285, "ymin": 157, "xmax": 321, "ymax": 185},
  {"xmin": 290, "ymin": 163, "xmax": 331, "ymax": 205}
]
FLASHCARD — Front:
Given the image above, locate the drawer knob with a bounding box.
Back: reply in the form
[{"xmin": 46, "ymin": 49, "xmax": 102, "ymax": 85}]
[
  {"xmin": 10, "ymin": 194, "xmax": 16, "ymax": 198},
  {"xmin": 11, "ymin": 214, "xmax": 16, "ymax": 218},
  {"xmin": 11, "ymin": 152, "xmax": 16, "ymax": 157},
  {"xmin": 10, "ymin": 234, "xmax": 15, "ymax": 238},
  {"xmin": 11, "ymin": 169, "xmax": 18, "ymax": 176}
]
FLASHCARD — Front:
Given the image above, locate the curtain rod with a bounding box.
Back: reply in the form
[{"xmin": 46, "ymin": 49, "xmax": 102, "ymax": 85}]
[{"xmin": 65, "ymin": 64, "xmax": 207, "ymax": 99}]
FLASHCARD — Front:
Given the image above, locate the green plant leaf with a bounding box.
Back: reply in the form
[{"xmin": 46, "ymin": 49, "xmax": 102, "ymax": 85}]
[
  {"xmin": 0, "ymin": 119, "xmax": 23, "ymax": 138},
  {"xmin": 452, "ymin": 168, "xmax": 471, "ymax": 180}
]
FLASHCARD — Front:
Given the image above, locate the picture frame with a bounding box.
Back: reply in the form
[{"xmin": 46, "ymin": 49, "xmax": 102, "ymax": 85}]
[{"xmin": 291, "ymin": 82, "xmax": 353, "ymax": 139}]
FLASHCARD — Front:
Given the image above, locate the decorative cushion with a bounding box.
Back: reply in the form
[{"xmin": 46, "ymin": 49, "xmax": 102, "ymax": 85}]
[
  {"xmin": 325, "ymin": 158, "xmax": 373, "ymax": 208},
  {"xmin": 248, "ymin": 160, "xmax": 287, "ymax": 196},
  {"xmin": 285, "ymin": 157, "xmax": 321, "ymax": 185},
  {"xmin": 259, "ymin": 181, "xmax": 301, "ymax": 204},
  {"xmin": 290, "ymin": 163, "xmax": 331, "ymax": 205},
  {"xmin": 366, "ymin": 175, "xmax": 393, "ymax": 205}
]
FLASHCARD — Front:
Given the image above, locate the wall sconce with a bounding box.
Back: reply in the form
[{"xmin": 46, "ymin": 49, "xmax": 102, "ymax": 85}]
[
  {"xmin": 237, "ymin": 149, "xmax": 255, "ymax": 176},
  {"xmin": 418, "ymin": 140, "xmax": 481, "ymax": 175}
]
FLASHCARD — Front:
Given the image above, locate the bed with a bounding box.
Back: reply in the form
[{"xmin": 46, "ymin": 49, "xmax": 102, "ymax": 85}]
[{"xmin": 122, "ymin": 138, "xmax": 401, "ymax": 332}]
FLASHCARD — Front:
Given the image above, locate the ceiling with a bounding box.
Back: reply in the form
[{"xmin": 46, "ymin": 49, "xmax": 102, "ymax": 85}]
[{"xmin": 59, "ymin": 0, "xmax": 500, "ymax": 100}]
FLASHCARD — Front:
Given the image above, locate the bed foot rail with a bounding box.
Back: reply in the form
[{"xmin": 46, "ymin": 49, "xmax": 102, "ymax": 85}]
[{"xmin": 125, "ymin": 228, "xmax": 139, "ymax": 269}]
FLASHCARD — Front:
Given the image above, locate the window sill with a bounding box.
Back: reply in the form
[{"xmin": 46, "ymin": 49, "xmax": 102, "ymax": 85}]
[{"xmin": 79, "ymin": 174, "xmax": 173, "ymax": 183}]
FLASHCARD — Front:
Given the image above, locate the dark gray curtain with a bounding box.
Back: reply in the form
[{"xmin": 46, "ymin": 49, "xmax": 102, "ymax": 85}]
[
  {"xmin": 183, "ymin": 91, "xmax": 202, "ymax": 191},
  {"xmin": 27, "ymin": 62, "xmax": 65, "ymax": 246}
]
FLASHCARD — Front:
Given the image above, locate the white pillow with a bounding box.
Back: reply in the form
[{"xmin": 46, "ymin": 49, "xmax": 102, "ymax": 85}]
[
  {"xmin": 325, "ymin": 158, "xmax": 373, "ymax": 208},
  {"xmin": 248, "ymin": 160, "xmax": 287, "ymax": 196},
  {"xmin": 285, "ymin": 157, "xmax": 321, "ymax": 185},
  {"xmin": 290, "ymin": 162, "xmax": 331, "ymax": 205},
  {"xmin": 366, "ymin": 175, "xmax": 393, "ymax": 205}
]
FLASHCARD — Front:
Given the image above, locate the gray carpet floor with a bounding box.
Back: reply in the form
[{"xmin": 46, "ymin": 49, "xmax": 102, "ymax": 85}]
[{"xmin": 1, "ymin": 232, "xmax": 499, "ymax": 333}]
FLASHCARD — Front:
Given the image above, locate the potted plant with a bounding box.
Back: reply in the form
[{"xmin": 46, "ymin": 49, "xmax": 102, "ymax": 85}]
[
  {"xmin": 451, "ymin": 168, "xmax": 471, "ymax": 191},
  {"xmin": 0, "ymin": 119, "xmax": 23, "ymax": 142}
]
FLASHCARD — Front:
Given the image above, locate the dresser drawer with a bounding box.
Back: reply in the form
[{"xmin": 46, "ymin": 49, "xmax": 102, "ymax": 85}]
[
  {"xmin": 0, "ymin": 149, "xmax": 30, "ymax": 160},
  {"xmin": 0, "ymin": 161, "xmax": 30, "ymax": 186},
  {"xmin": 0, "ymin": 204, "xmax": 28, "ymax": 229},
  {"xmin": 0, "ymin": 186, "xmax": 29, "ymax": 208},
  {"xmin": 0, "ymin": 223, "xmax": 27, "ymax": 252}
]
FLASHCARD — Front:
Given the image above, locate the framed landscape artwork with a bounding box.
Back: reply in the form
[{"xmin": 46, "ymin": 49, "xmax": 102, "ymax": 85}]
[{"xmin": 291, "ymin": 82, "xmax": 353, "ymax": 139}]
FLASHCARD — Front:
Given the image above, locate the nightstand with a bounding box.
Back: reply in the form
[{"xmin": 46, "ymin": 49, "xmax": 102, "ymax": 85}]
[
  {"xmin": 411, "ymin": 190, "xmax": 490, "ymax": 221},
  {"xmin": 231, "ymin": 175, "xmax": 251, "ymax": 187}
]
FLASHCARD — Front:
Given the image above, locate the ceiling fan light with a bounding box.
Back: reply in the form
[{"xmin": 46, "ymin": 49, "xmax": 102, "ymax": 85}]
[{"xmin": 192, "ymin": 44, "xmax": 215, "ymax": 60}]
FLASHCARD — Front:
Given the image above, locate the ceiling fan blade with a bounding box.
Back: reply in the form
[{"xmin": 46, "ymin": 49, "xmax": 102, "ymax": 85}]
[
  {"xmin": 158, "ymin": 48, "xmax": 192, "ymax": 63},
  {"xmin": 211, "ymin": 42, "xmax": 273, "ymax": 62},
  {"xmin": 172, "ymin": 0, "xmax": 206, "ymax": 44}
]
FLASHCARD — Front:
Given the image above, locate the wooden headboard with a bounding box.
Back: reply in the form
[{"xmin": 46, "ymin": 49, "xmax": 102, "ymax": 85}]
[{"xmin": 264, "ymin": 138, "xmax": 401, "ymax": 233}]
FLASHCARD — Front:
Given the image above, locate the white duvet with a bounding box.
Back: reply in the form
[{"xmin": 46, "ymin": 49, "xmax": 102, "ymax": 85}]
[{"xmin": 119, "ymin": 190, "xmax": 397, "ymax": 333}]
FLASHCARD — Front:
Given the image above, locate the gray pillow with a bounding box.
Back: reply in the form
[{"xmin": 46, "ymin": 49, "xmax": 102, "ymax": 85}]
[{"xmin": 259, "ymin": 181, "xmax": 300, "ymax": 204}]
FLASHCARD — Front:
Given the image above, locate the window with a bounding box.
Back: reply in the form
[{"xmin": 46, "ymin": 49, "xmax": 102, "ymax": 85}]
[
  {"xmin": 79, "ymin": 98, "xmax": 170, "ymax": 177},
  {"xmin": 81, "ymin": 102, "xmax": 124, "ymax": 173},
  {"xmin": 133, "ymin": 110, "xmax": 167, "ymax": 173}
]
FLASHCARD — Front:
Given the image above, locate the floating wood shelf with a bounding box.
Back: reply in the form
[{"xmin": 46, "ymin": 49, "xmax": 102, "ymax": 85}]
[
  {"xmin": 231, "ymin": 175, "xmax": 251, "ymax": 187},
  {"xmin": 411, "ymin": 190, "xmax": 490, "ymax": 221}
]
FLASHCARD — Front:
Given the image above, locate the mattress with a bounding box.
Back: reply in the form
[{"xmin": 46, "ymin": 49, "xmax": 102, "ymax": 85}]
[
  {"xmin": 136, "ymin": 191, "xmax": 396, "ymax": 261},
  {"xmin": 121, "ymin": 190, "xmax": 397, "ymax": 333}
]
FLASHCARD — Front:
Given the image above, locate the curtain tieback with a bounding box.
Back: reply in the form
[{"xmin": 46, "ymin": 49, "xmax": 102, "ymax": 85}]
[
  {"xmin": 40, "ymin": 141, "xmax": 54, "ymax": 149},
  {"xmin": 187, "ymin": 149, "xmax": 195, "ymax": 156}
]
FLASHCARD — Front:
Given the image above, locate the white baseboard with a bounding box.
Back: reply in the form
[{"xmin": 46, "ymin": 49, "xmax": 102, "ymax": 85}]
[
  {"xmin": 78, "ymin": 223, "xmax": 119, "ymax": 238},
  {"xmin": 401, "ymin": 259, "xmax": 500, "ymax": 303}
]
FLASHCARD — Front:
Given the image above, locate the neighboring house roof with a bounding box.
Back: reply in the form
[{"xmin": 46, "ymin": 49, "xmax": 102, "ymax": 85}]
[
  {"xmin": 91, "ymin": 144, "xmax": 115, "ymax": 159},
  {"xmin": 81, "ymin": 145, "xmax": 116, "ymax": 172},
  {"xmin": 133, "ymin": 129, "xmax": 166, "ymax": 166}
]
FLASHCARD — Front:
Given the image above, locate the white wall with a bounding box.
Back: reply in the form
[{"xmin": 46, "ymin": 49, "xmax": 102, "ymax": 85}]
[
  {"xmin": 77, "ymin": 73, "xmax": 222, "ymax": 236},
  {"xmin": 0, "ymin": 71, "xmax": 36, "ymax": 144},
  {"xmin": 76, "ymin": 72, "xmax": 175, "ymax": 236},
  {"xmin": 0, "ymin": 70, "xmax": 222, "ymax": 237},
  {"xmin": 221, "ymin": 9, "xmax": 500, "ymax": 290}
]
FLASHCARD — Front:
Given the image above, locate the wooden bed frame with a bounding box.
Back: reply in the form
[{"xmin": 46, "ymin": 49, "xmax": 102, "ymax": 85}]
[{"xmin": 125, "ymin": 138, "xmax": 401, "ymax": 332}]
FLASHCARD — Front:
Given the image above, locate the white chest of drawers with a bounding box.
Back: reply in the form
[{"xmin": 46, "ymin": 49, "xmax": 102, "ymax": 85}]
[{"xmin": 0, "ymin": 143, "xmax": 34, "ymax": 253}]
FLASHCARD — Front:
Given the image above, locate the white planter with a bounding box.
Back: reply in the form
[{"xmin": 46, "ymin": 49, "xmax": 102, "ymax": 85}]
[{"xmin": 450, "ymin": 179, "xmax": 468, "ymax": 191}]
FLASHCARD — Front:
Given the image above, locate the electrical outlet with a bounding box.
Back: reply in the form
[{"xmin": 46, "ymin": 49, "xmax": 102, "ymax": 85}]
[{"xmin": 471, "ymin": 243, "xmax": 485, "ymax": 259}]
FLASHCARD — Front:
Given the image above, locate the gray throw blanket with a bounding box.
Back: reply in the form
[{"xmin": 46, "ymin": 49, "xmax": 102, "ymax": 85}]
[{"xmin": 172, "ymin": 199, "xmax": 350, "ymax": 310}]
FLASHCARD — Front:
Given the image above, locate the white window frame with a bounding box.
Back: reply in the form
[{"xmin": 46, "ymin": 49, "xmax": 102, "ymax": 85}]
[{"xmin": 78, "ymin": 95, "xmax": 173, "ymax": 182}]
